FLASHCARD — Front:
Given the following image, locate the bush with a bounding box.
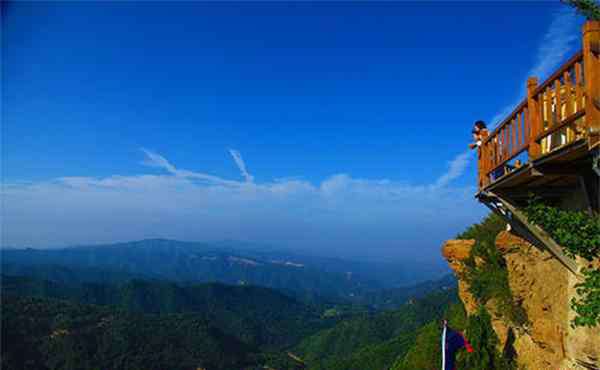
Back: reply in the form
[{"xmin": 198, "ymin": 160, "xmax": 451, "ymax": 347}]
[
  {"xmin": 390, "ymin": 302, "xmax": 467, "ymax": 370},
  {"xmin": 459, "ymin": 214, "xmax": 528, "ymax": 326},
  {"xmin": 524, "ymin": 201, "xmax": 600, "ymax": 328},
  {"xmin": 562, "ymin": 0, "xmax": 600, "ymax": 20},
  {"xmin": 456, "ymin": 307, "xmax": 516, "ymax": 370}
]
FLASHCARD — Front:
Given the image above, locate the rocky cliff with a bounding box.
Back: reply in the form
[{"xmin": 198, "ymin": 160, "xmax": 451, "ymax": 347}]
[{"xmin": 443, "ymin": 231, "xmax": 600, "ymax": 370}]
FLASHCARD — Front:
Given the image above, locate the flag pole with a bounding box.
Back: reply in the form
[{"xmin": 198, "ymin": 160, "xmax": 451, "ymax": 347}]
[{"xmin": 441, "ymin": 319, "xmax": 447, "ymax": 370}]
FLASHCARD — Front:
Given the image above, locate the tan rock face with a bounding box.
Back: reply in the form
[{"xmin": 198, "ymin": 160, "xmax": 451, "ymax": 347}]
[
  {"xmin": 565, "ymin": 257, "xmax": 600, "ymax": 370},
  {"xmin": 441, "ymin": 239, "xmax": 475, "ymax": 266},
  {"xmin": 497, "ymin": 230, "xmax": 569, "ymax": 364},
  {"xmin": 441, "ymin": 239, "xmax": 478, "ymax": 315},
  {"xmin": 444, "ymin": 230, "xmax": 600, "ymax": 370},
  {"xmin": 441, "ymin": 239, "xmax": 475, "ymax": 276}
]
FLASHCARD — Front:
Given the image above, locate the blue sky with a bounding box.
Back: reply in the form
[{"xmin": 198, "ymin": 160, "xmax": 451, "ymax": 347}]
[{"xmin": 1, "ymin": 2, "xmax": 586, "ymax": 263}]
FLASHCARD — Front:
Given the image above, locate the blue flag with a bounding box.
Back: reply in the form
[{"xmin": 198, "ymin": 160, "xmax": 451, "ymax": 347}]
[{"xmin": 441, "ymin": 324, "xmax": 473, "ymax": 370}]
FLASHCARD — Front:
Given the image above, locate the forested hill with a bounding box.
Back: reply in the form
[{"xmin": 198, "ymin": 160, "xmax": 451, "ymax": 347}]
[
  {"xmin": 294, "ymin": 289, "xmax": 459, "ymax": 370},
  {"xmin": 1, "ymin": 242, "xmax": 461, "ymax": 370},
  {"xmin": 347, "ymin": 273, "xmax": 456, "ymax": 309},
  {"xmin": 1, "ymin": 272, "xmax": 462, "ymax": 370},
  {"xmin": 1, "ymin": 295, "xmax": 305, "ymax": 370},
  {"xmin": 1, "ymin": 275, "xmax": 332, "ymax": 350}
]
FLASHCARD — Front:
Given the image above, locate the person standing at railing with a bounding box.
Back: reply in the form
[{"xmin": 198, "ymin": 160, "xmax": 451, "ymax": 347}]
[
  {"xmin": 468, "ymin": 120, "xmax": 502, "ymax": 183},
  {"xmin": 468, "ymin": 120, "xmax": 488, "ymax": 150}
]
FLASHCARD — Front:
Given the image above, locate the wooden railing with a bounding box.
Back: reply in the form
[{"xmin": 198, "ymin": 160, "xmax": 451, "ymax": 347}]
[
  {"xmin": 477, "ymin": 21, "xmax": 600, "ymax": 190},
  {"xmin": 479, "ymin": 98, "xmax": 530, "ymax": 189}
]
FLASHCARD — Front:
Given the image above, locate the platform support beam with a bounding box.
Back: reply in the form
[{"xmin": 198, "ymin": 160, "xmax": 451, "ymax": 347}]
[{"xmin": 479, "ymin": 191, "xmax": 580, "ymax": 276}]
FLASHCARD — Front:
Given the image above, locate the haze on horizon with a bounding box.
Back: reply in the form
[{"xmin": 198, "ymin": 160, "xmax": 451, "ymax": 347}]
[{"xmin": 1, "ymin": 2, "xmax": 586, "ymax": 263}]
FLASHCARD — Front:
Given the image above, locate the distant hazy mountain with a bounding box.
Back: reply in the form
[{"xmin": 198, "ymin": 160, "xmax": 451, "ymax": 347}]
[
  {"xmin": 1, "ymin": 263, "xmax": 158, "ymax": 285},
  {"xmin": 0, "ymin": 239, "xmax": 447, "ymax": 289},
  {"xmin": 2, "ymin": 239, "xmax": 446, "ymax": 300}
]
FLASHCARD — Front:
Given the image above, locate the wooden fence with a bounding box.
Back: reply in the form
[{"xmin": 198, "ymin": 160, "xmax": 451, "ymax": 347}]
[{"xmin": 478, "ymin": 21, "xmax": 600, "ymax": 190}]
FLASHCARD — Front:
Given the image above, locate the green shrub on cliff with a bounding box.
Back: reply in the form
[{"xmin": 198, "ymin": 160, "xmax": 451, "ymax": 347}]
[
  {"xmin": 562, "ymin": 0, "xmax": 600, "ymax": 20},
  {"xmin": 457, "ymin": 214, "xmax": 527, "ymax": 326},
  {"xmin": 524, "ymin": 201, "xmax": 600, "ymax": 328},
  {"xmin": 457, "ymin": 213, "xmax": 506, "ymax": 246},
  {"xmin": 456, "ymin": 307, "xmax": 516, "ymax": 370}
]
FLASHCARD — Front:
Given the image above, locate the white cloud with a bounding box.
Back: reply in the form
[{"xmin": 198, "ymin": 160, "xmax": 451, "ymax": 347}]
[
  {"xmin": 1, "ymin": 149, "xmax": 484, "ymax": 258},
  {"xmin": 141, "ymin": 148, "xmax": 239, "ymax": 186},
  {"xmin": 489, "ymin": 7, "xmax": 581, "ymax": 127},
  {"xmin": 431, "ymin": 150, "xmax": 473, "ymax": 189},
  {"xmin": 228, "ymin": 148, "xmax": 254, "ymax": 183},
  {"xmin": 529, "ymin": 7, "xmax": 580, "ymax": 80}
]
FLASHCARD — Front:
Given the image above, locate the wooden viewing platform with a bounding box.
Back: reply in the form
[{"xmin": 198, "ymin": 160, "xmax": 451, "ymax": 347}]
[
  {"xmin": 476, "ymin": 21, "xmax": 600, "ymax": 275},
  {"xmin": 477, "ymin": 21, "xmax": 600, "ymax": 210}
]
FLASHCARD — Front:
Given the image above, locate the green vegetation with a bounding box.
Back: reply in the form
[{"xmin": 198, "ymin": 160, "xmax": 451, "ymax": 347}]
[
  {"xmin": 391, "ymin": 293, "xmax": 516, "ymax": 370},
  {"xmin": 1, "ymin": 295, "xmax": 273, "ymax": 370},
  {"xmin": 392, "ymin": 214, "xmax": 522, "ymax": 370},
  {"xmin": 3, "ymin": 214, "xmax": 544, "ymax": 370},
  {"xmin": 391, "ymin": 302, "xmax": 467, "ymax": 370},
  {"xmin": 325, "ymin": 331, "xmax": 416, "ymax": 370},
  {"xmin": 1, "ymin": 272, "xmax": 459, "ymax": 370},
  {"xmin": 1, "ymin": 275, "xmax": 332, "ymax": 350},
  {"xmin": 524, "ymin": 201, "xmax": 600, "ymax": 327},
  {"xmin": 524, "ymin": 202, "xmax": 600, "ymax": 260},
  {"xmin": 294, "ymin": 289, "xmax": 458, "ymax": 370},
  {"xmin": 562, "ymin": 0, "xmax": 600, "ymax": 20},
  {"xmin": 393, "ymin": 213, "xmax": 520, "ymax": 370},
  {"xmin": 457, "ymin": 212, "xmax": 506, "ymax": 247},
  {"xmin": 457, "ymin": 307, "xmax": 515, "ymax": 370},
  {"xmin": 346, "ymin": 274, "xmax": 457, "ymax": 310},
  {"xmin": 458, "ymin": 214, "xmax": 528, "ymax": 326}
]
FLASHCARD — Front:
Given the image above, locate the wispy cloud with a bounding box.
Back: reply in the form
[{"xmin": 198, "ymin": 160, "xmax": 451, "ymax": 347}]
[
  {"xmin": 431, "ymin": 150, "xmax": 473, "ymax": 189},
  {"xmin": 228, "ymin": 149, "xmax": 254, "ymax": 183},
  {"xmin": 1, "ymin": 149, "xmax": 483, "ymax": 258},
  {"xmin": 529, "ymin": 7, "xmax": 580, "ymax": 79},
  {"xmin": 141, "ymin": 148, "xmax": 239, "ymax": 186},
  {"xmin": 489, "ymin": 7, "xmax": 581, "ymax": 127}
]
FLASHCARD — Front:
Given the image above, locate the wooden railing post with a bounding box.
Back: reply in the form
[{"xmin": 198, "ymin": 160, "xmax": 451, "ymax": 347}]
[
  {"xmin": 527, "ymin": 77, "xmax": 542, "ymax": 159},
  {"xmin": 583, "ymin": 21, "xmax": 600, "ymax": 149},
  {"xmin": 479, "ymin": 132, "xmax": 489, "ymax": 189},
  {"xmin": 478, "ymin": 143, "xmax": 485, "ymax": 190}
]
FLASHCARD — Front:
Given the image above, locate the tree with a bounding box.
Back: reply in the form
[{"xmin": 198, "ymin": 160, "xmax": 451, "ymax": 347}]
[
  {"xmin": 562, "ymin": 0, "xmax": 600, "ymax": 20},
  {"xmin": 456, "ymin": 307, "xmax": 515, "ymax": 370}
]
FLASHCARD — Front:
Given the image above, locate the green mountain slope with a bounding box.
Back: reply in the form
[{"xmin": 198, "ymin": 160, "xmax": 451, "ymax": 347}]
[
  {"xmin": 1, "ymin": 295, "xmax": 268, "ymax": 370},
  {"xmin": 293, "ymin": 289, "xmax": 458, "ymax": 370},
  {"xmin": 391, "ymin": 302, "xmax": 467, "ymax": 370},
  {"xmin": 1, "ymin": 275, "xmax": 332, "ymax": 350},
  {"xmin": 347, "ymin": 273, "xmax": 456, "ymax": 310}
]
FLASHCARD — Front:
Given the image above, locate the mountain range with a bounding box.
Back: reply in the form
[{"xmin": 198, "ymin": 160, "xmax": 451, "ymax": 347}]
[{"xmin": 2, "ymin": 238, "xmax": 452, "ymax": 303}]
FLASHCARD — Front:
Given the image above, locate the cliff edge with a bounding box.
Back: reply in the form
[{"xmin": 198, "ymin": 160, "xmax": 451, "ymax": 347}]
[{"xmin": 443, "ymin": 231, "xmax": 600, "ymax": 370}]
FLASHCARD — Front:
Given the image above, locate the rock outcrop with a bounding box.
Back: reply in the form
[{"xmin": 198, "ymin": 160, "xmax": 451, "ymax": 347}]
[
  {"xmin": 443, "ymin": 231, "xmax": 600, "ymax": 370},
  {"xmin": 441, "ymin": 239, "xmax": 477, "ymax": 314}
]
